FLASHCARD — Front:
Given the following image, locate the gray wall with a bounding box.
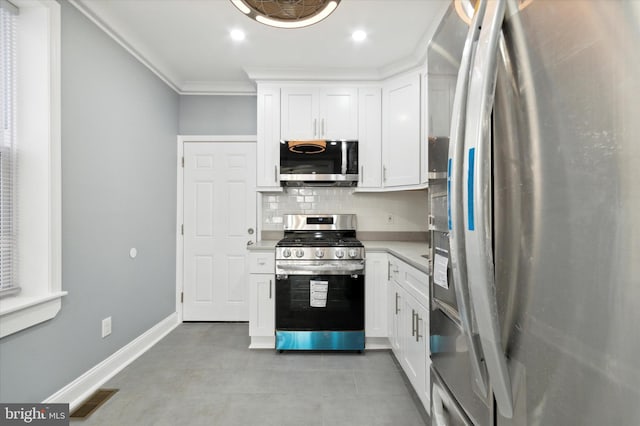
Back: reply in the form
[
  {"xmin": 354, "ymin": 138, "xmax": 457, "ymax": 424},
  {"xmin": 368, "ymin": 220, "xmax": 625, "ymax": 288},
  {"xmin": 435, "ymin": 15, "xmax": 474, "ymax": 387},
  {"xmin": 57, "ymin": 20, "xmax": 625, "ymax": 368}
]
[
  {"xmin": 0, "ymin": 1, "xmax": 178, "ymax": 402},
  {"xmin": 179, "ymin": 95, "xmax": 257, "ymax": 135}
]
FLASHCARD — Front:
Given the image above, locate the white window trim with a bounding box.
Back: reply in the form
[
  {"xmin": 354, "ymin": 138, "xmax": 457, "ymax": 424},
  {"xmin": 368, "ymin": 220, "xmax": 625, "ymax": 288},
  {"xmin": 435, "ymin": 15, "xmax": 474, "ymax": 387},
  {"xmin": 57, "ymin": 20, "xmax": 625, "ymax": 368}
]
[{"xmin": 0, "ymin": 0, "xmax": 65, "ymax": 338}]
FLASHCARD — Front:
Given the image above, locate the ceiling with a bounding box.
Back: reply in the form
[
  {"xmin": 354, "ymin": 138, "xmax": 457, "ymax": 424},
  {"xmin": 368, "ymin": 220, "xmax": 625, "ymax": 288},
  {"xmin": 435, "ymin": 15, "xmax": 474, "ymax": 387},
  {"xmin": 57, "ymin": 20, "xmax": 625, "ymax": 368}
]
[{"xmin": 72, "ymin": 0, "xmax": 451, "ymax": 94}]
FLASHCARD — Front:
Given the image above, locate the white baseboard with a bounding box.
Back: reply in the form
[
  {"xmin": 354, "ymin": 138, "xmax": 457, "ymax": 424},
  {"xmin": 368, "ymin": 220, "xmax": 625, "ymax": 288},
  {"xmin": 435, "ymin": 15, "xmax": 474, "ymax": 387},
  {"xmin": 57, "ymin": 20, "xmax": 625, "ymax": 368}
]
[
  {"xmin": 44, "ymin": 312, "xmax": 180, "ymax": 411},
  {"xmin": 249, "ymin": 336, "xmax": 275, "ymax": 349},
  {"xmin": 365, "ymin": 337, "xmax": 391, "ymax": 350}
]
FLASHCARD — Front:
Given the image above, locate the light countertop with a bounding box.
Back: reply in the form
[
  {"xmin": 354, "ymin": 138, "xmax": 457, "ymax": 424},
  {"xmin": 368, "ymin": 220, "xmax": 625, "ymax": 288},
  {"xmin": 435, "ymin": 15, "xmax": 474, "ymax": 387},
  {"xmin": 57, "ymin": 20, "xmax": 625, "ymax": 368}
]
[
  {"xmin": 248, "ymin": 239, "xmax": 429, "ymax": 274},
  {"xmin": 247, "ymin": 240, "xmax": 278, "ymax": 250},
  {"xmin": 364, "ymin": 241, "xmax": 429, "ymax": 274}
]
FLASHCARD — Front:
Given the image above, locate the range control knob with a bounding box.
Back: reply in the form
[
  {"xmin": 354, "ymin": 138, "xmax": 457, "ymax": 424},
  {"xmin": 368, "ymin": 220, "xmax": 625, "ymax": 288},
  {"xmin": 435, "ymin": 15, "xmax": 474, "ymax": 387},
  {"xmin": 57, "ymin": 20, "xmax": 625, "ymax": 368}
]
[
  {"xmin": 348, "ymin": 248, "xmax": 359, "ymax": 258},
  {"xmin": 335, "ymin": 249, "xmax": 345, "ymax": 259},
  {"xmin": 282, "ymin": 248, "xmax": 291, "ymax": 258},
  {"xmin": 315, "ymin": 249, "xmax": 325, "ymax": 258},
  {"xmin": 295, "ymin": 249, "xmax": 305, "ymax": 258}
]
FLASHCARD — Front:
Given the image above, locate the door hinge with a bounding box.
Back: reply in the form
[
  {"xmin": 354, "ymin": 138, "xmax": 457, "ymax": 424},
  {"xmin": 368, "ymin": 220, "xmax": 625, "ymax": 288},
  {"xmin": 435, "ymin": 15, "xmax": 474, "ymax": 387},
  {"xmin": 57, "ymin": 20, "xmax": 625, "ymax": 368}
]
[
  {"xmin": 181, "ymin": 157, "xmax": 184, "ymax": 168},
  {"xmin": 180, "ymin": 292, "xmax": 184, "ymax": 303},
  {"xmin": 181, "ymin": 224, "xmax": 184, "ymax": 235}
]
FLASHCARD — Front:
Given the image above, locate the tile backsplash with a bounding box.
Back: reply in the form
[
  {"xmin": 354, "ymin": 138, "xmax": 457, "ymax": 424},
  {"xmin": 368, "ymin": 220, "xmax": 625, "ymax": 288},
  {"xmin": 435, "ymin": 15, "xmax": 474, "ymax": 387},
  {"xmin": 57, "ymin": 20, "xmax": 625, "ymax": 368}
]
[{"xmin": 262, "ymin": 187, "xmax": 428, "ymax": 232}]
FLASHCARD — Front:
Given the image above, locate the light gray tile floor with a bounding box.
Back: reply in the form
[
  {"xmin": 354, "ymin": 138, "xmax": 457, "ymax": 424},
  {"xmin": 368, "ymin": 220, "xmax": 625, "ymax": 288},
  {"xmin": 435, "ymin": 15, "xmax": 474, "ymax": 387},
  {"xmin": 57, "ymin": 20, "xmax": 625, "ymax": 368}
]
[{"xmin": 73, "ymin": 323, "xmax": 429, "ymax": 426}]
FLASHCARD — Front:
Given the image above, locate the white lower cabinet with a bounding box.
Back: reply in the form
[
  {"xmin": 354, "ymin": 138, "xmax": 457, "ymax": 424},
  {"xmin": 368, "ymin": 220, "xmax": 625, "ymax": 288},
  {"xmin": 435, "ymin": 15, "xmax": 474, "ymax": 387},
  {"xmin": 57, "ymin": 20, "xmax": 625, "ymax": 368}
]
[
  {"xmin": 365, "ymin": 252, "xmax": 388, "ymax": 345},
  {"xmin": 388, "ymin": 277, "xmax": 402, "ymax": 353},
  {"xmin": 401, "ymin": 287, "xmax": 429, "ymax": 412},
  {"xmin": 387, "ymin": 254, "xmax": 430, "ymax": 414},
  {"xmin": 248, "ymin": 251, "xmax": 275, "ymax": 348}
]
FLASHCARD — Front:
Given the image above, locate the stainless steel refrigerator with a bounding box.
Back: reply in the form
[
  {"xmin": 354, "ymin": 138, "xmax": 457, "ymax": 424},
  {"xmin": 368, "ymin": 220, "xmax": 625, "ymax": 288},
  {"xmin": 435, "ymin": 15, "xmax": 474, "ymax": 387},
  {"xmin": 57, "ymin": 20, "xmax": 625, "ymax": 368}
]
[{"xmin": 430, "ymin": 0, "xmax": 640, "ymax": 425}]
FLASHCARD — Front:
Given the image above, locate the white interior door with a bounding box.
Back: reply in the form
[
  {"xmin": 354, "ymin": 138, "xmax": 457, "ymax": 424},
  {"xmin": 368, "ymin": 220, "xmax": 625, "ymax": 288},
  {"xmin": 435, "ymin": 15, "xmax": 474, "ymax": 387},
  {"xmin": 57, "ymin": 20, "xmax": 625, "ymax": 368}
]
[{"xmin": 183, "ymin": 142, "xmax": 256, "ymax": 321}]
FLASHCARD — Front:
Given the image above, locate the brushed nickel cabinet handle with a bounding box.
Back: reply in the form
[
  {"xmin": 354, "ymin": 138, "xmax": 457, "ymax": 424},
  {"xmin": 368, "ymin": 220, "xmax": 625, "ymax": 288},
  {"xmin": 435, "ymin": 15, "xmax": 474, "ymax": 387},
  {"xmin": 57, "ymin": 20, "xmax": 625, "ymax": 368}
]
[{"xmin": 411, "ymin": 309, "xmax": 416, "ymax": 337}]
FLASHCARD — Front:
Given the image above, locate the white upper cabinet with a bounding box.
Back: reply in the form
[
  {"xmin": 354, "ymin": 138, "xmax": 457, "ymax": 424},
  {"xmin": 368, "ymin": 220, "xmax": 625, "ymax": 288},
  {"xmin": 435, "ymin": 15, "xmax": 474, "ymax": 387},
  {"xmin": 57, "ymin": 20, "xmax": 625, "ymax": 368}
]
[
  {"xmin": 319, "ymin": 87, "xmax": 358, "ymax": 139},
  {"xmin": 256, "ymin": 85, "xmax": 281, "ymax": 189},
  {"xmin": 382, "ymin": 71, "xmax": 422, "ymax": 188},
  {"xmin": 281, "ymin": 87, "xmax": 358, "ymax": 140},
  {"xmin": 281, "ymin": 88, "xmax": 317, "ymax": 140},
  {"xmin": 357, "ymin": 87, "xmax": 382, "ymax": 189}
]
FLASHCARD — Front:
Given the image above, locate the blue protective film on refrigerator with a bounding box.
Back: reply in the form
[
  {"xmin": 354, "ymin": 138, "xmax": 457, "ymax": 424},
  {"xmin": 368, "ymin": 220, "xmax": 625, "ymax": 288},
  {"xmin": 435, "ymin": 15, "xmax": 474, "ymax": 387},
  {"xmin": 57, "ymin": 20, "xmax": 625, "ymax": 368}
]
[
  {"xmin": 447, "ymin": 158, "xmax": 452, "ymax": 230},
  {"xmin": 467, "ymin": 148, "xmax": 475, "ymax": 231}
]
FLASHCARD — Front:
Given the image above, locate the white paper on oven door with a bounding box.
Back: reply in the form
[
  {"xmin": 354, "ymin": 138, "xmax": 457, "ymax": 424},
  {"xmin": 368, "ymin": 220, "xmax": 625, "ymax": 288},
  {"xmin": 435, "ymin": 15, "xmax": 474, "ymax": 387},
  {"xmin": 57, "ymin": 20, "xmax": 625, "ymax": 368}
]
[
  {"xmin": 310, "ymin": 280, "xmax": 329, "ymax": 308},
  {"xmin": 433, "ymin": 253, "xmax": 449, "ymax": 289}
]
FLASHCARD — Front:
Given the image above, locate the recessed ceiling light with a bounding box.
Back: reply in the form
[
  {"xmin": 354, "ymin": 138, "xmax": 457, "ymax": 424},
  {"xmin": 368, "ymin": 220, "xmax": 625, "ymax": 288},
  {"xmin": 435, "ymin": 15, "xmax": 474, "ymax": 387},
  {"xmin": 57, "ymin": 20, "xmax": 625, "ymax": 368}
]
[
  {"xmin": 352, "ymin": 30, "xmax": 367, "ymax": 42},
  {"xmin": 230, "ymin": 29, "xmax": 246, "ymax": 41}
]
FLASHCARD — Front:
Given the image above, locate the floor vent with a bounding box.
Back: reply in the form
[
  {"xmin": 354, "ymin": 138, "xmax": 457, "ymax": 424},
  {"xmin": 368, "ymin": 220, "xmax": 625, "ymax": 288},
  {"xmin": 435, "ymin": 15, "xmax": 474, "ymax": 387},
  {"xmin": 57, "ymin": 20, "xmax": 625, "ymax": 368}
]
[{"xmin": 70, "ymin": 388, "xmax": 118, "ymax": 420}]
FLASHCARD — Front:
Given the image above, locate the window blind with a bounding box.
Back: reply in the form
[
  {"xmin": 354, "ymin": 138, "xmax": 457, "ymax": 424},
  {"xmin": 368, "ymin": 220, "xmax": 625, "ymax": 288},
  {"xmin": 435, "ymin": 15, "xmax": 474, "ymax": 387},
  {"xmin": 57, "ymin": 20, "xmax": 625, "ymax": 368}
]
[{"xmin": 0, "ymin": 0, "xmax": 18, "ymax": 297}]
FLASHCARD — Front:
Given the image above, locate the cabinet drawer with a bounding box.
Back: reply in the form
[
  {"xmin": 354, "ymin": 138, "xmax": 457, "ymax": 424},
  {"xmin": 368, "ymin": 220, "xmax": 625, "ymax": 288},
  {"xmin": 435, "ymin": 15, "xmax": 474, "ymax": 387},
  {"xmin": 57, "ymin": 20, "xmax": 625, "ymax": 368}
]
[
  {"xmin": 388, "ymin": 254, "xmax": 428, "ymax": 306},
  {"xmin": 249, "ymin": 252, "xmax": 275, "ymax": 274},
  {"xmin": 401, "ymin": 261, "xmax": 429, "ymax": 304}
]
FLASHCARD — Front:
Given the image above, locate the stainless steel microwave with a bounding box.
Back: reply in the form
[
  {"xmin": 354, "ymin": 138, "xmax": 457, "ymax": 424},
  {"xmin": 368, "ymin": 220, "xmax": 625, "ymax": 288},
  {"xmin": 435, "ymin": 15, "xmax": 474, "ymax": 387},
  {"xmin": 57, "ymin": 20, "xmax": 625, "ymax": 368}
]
[{"xmin": 279, "ymin": 140, "xmax": 358, "ymax": 186}]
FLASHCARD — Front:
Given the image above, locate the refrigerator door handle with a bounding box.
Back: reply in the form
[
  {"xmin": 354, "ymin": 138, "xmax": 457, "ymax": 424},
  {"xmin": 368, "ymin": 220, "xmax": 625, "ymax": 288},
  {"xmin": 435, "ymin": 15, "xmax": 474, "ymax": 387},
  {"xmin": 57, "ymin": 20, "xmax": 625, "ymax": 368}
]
[
  {"xmin": 446, "ymin": 0, "xmax": 489, "ymax": 399},
  {"xmin": 463, "ymin": 0, "xmax": 513, "ymax": 419}
]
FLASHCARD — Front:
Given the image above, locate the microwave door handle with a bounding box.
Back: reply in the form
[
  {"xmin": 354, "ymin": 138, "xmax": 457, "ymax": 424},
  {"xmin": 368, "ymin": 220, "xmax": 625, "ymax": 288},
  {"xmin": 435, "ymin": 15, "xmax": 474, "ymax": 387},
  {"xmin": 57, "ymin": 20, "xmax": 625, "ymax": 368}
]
[
  {"xmin": 463, "ymin": 0, "xmax": 513, "ymax": 419},
  {"xmin": 448, "ymin": 0, "xmax": 490, "ymax": 399},
  {"xmin": 341, "ymin": 141, "xmax": 347, "ymax": 174}
]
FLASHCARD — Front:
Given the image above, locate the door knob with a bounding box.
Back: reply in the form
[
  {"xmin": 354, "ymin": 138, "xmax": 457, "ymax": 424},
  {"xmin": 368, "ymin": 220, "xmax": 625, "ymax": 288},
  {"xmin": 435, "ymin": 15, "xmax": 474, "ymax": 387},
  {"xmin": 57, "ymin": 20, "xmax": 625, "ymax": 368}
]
[
  {"xmin": 247, "ymin": 241, "xmax": 254, "ymax": 246},
  {"xmin": 248, "ymin": 228, "xmax": 255, "ymax": 235}
]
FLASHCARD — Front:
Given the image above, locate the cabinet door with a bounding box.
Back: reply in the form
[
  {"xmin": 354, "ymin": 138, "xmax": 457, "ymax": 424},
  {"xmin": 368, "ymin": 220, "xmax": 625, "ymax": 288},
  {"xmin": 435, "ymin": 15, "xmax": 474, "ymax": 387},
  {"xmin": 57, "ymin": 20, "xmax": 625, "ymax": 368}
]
[
  {"xmin": 319, "ymin": 87, "xmax": 358, "ymax": 140},
  {"xmin": 358, "ymin": 88, "xmax": 382, "ymax": 188},
  {"xmin": 382, "ymin": 72, "xmax": 421, "ymax": 187},
  {"xmin": 402, "ymin": 289, "xmax": 429, "ymax": 412},
  {"xmin": 248, "ymin": 274, "xmax": 275, "ymax": 337},
  {"xmin": 365, "ymin": 252, "xmax": 388, "ymax": 338},
  {"xmin": 257, "ymin": 86, "xmax": 281, "ymax": 188},
  {"xmin": 387, "ymin": 265, "xmax": 402, "ymax": 355},
  {"xmin": 281, "ymin": 88, "xmax": 319, "ymax": 140}
]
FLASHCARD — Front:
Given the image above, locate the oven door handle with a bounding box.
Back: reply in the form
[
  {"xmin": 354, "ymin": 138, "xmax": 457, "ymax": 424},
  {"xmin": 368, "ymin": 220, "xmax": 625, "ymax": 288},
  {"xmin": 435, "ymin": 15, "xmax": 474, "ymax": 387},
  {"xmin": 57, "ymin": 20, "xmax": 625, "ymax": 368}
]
[{"xmin": 276, "ymin": 260, "xmax": 365, "ymax": 276}]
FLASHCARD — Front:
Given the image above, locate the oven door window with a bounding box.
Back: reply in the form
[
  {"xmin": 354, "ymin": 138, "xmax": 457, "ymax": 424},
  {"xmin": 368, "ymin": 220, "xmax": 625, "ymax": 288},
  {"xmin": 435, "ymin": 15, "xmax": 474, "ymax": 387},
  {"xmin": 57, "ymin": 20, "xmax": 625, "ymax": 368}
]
[{"xmin": 276, "ymin": 274, "xmax": 364, "ymax": 331}]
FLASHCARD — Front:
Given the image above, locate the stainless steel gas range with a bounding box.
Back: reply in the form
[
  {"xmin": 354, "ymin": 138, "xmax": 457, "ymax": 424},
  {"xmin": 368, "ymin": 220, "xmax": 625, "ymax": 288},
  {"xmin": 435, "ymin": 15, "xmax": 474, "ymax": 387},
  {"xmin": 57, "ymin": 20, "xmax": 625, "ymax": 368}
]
[{"xmin": 274, "ymin": 214, "xmax": 365, "ymax": 351}]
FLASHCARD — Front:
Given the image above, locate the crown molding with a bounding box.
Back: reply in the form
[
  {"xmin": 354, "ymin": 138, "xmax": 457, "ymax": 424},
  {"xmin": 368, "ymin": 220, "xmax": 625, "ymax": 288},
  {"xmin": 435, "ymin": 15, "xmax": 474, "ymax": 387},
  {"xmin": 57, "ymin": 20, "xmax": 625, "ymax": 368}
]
[
  {"xmin": 69, "ymin": 0, "xmax": 181, "ymax": 93},
  {"xmin": 180, "ymin": 80, "xmax": 257, "ymax": 96},
  {"xmin": 244, "ymin": 66, "xmax": 383, "ymax": 83}
]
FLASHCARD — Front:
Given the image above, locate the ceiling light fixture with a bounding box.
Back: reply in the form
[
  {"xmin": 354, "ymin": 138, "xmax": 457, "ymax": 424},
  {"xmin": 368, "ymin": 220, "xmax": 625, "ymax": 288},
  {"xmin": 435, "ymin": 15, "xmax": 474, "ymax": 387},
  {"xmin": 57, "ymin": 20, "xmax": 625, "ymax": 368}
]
[
  {"xmin": 352, "ymin": 30, "xmax": 367, "ymax": 42},
  {"xmin": 230, "ymin": 0, "xmax": 341, "ymax": 29}
]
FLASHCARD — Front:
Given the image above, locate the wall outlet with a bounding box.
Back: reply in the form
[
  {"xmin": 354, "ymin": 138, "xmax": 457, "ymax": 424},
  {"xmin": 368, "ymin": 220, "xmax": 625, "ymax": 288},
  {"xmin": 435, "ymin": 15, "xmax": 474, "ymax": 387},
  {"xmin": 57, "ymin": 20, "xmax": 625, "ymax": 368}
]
[
  {"xmin": 101, "ymin": 317, "xmax": 112, "ymax": 338},
  {"xmin": 386, "ymin": 214, "xmax": 394, "ymax": 224}
]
